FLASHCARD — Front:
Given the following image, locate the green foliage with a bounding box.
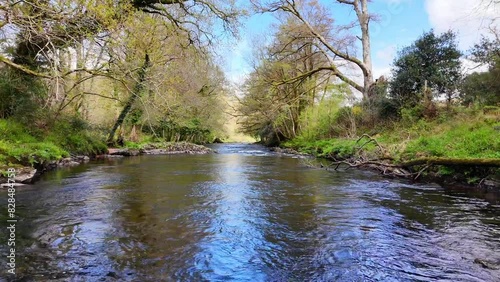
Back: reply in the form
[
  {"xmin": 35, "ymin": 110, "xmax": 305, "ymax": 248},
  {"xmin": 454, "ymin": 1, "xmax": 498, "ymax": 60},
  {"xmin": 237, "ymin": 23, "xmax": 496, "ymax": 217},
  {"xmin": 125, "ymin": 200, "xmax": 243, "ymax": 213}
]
[
  {"xmin": 127, "ymin": 107, "xmax": 143, "ymax": 125},
  {"xmin": 0, "ymin": 115, "xmax": 108, "ymax": 167},
  {"xmin": 122, "ymin": 135, "xmax": 162, "ymax": 149},
  {"xmin": 239, "ymin": 59, "xmax": 313, "ymax": 144},
  {"xmin": 2, "ymin": 0, "xmax": 238, "ymax": 151},
  {"xmin": 285, "ymin": 106, "xmax": 500, "ymax": 176},
  {"xmin": 0, "ymin": 141, "xmax": 69, "ymax": 166},
  {"xmin": 110, "ymin": 17, "xmax": 231, "ymax": 145},
  {"xmin": 45, "ymin": 116, "xmax": 108, "ymax": 155},
  {"xmin": 468, "ymin": 35, "xmax": 500, "ymax": 68},
  {"xmin": 0, "ymin": 69, "xmax": 47, "ymax": 121},
  {"xmin": 437, "ymin": 166, "xmax": 455, "ymax": 176},
  {"xmin": 390, "ymin": 30, "xmax": 462, "ymax": 107},
  {"xmin": 143, "ymin": 118, "xmax": 214, "ymax": 144},
  {"xmin": 238, "ymin": 17, "xmax": 331, "ymax": 145},
  {"xmin": 362, "ymin": 77, "xmax": 399, "ymax": 123},
  {"xmin": 0, "ymin": 119, "xmax": 69, "ymax": 166},
  {"xmin": 402, "ymin": 121, "xmax": 500, "ymax": 160},
  {"xmin": 0, "ymin": 119, "xmax": 38, "ymax": 144},
  {"xmin": 400, "ymin": 105, "xmax": 424, "ymax": 125},
  {"xmin": 298, "ymin": 95, "xmax": 343, "ymax": 140},
  {"xmin": 460, "ymin": 57, "xmax": 500, "ymax": 106},
  {"xmin": 362, "ymin": 97, "xmax": 400, "ymax": 124},
  {"xmin": 124, "ymin": 141, "xmax": 142, "ymax": 149},
  {"xmin": 284, "ymin": 138, "xmax": 359, "ymax": 159},
  {"xmin": 294, "ymin": 83, "xmax": 362, "ymax": 141}
]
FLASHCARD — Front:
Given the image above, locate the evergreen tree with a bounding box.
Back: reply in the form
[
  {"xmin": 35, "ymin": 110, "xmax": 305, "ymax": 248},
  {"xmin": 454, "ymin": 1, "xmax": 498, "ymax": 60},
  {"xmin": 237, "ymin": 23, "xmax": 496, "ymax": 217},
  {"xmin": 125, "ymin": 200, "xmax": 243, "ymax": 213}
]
[{"xmin": 389, "ymin": 30, "xmax": 462, "ymax": 107}]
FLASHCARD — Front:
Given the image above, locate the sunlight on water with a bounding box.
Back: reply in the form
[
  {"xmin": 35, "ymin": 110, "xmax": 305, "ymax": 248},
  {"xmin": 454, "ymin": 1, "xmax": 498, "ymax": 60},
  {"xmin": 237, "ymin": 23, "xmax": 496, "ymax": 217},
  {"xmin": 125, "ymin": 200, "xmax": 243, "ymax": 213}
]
[{"xmin": 0, "ymin": 144, "xmax": 499, "ymax": 281}]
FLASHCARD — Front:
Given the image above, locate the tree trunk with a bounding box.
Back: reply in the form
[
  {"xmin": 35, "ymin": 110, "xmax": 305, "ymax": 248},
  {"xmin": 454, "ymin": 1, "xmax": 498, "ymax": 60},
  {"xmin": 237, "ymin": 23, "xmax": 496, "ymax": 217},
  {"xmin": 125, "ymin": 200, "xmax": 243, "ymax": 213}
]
[
  {"xmin": 107, "ymin": 53, "xmax": 150, "ymax": 144},
  {"xmin": 74, "ymin": 40, "xmax": 86, "ymax": 117},
  {"xmin": 358, "ymin": 0, "xmax": 373, "ymax": 98}
]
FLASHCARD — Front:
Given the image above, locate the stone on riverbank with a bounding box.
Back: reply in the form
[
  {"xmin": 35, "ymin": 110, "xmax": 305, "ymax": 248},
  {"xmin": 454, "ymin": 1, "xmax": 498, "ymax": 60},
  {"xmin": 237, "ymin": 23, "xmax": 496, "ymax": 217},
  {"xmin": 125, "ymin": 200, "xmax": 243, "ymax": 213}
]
[
  {"xmin": 107, "ymin": 148, "xmax": 140, "ymax": 156},
  {"xmin": 270, "ymin": 147, "xmax": 311, "ymax": 157},
  {"xmin": 143, "ymin": 142, "xmax": 213, "ymax": 155},
  {"xmin": 0, "ymin": 155, "xmax": 92, "ymax": 185},
  {"xmin": 106, "ymin": 142, "xmax": 214, "ymax": 157},
  {"xmin": 14, "ymin": 167, "xmax": 37, "ymax": 183}
]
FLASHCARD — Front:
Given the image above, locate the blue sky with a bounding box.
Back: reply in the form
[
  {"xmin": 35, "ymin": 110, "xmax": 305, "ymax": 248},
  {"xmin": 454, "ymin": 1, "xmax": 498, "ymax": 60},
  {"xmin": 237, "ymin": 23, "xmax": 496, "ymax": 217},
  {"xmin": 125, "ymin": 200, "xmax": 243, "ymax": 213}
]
[{"xmin": 222, "ymin": 0, "xmax": 498, "ymax": 85}]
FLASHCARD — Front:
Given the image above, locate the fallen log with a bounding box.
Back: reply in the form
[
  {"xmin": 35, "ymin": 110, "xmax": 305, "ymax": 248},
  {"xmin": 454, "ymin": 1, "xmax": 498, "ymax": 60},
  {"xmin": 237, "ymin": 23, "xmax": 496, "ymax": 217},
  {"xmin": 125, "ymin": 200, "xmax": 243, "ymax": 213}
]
[
  {"xmin": 399, "ymin": 158, "xmax": 500, "ymax": 168},
  {"xmin": 329, "ymin": 157, "xmax": 500, "ymax": 180},
  {"xmin": 325, "ymin": 134, "xmax": 500, "ymax": 181}
]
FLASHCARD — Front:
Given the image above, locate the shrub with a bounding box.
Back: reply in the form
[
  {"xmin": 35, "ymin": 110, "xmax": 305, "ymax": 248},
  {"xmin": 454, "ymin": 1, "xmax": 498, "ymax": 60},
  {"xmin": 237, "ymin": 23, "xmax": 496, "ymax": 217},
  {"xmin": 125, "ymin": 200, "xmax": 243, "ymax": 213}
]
[
  {"xmin": 53, "ymin": 115, "xmax": 106, "ymax": 153},
  {"xmin": 0, "ymin": 69, "xmax": 47, "ymax": 122},
  {"xmin": 400, "ymin": 105, "xmax": 424, "ymax": 125}
]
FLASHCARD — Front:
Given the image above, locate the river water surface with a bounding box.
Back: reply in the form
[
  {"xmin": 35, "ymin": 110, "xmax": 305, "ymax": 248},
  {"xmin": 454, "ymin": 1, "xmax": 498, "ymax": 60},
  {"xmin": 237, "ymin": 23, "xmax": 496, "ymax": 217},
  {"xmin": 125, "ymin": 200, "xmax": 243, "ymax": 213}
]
[{"xmin": 1, "ymin": 144, "xmax": 499, "ymax": 281}]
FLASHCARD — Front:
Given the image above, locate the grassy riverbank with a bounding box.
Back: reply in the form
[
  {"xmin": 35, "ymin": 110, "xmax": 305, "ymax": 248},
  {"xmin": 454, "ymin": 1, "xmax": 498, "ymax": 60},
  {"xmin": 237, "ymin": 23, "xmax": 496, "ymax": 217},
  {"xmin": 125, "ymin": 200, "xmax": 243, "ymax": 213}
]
[
  {"xmin": 282, "ymin": 108, "xmax": 500, "ymax": 186},
  {"xmin": 0, "ymin": 116, "xmax": 216, "ymax": 181},
  {"xmin": 0, "ymin": 118, "xmax": 107, "ymax": 168}
]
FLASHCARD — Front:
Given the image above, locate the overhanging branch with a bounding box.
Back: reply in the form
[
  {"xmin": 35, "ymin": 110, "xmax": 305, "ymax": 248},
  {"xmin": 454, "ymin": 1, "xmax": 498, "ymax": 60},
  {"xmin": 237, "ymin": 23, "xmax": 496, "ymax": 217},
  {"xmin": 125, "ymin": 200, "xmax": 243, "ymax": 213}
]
[{"xmin": 0, "ymin": 55, "xmax": 52, "ymax": 78}]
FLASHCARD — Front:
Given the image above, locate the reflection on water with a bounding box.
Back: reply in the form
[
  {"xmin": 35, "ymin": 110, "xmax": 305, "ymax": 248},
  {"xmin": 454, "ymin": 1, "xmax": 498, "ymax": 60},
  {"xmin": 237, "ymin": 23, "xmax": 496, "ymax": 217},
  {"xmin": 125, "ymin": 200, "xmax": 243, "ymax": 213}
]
[{"xmin": 0, "ymin": 143, "xmax": 499, "ymax": 281}]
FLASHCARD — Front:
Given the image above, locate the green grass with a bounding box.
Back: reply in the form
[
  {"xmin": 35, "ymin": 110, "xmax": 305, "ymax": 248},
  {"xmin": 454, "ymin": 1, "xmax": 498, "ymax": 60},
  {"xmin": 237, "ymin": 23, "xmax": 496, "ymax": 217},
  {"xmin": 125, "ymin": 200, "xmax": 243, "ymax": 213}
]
[
  {"xmin": 402, "ymin": 122, "xmax": 499, "ymax": 159},
  {"xmin": 0, "ymin": 119, "xmax": 38, "ymax": 144},
  {"xmin": 124, "ymin": 141, "xmax": 143, "ymax": 150},
  {"xmin": 0, "ymin": 118, "xmax": 107, "ymax": 167},
  {"xmin": 0, "ymin": 120, "xmax": 69, "ymax": 166},
  {"xmin": 283, "ymin": 110, "xmax": 499, "ymax": 185},
  {"xmin": 45, "ymin": 131, "xmax": 107, "ymax": 156},
  {"xmin": 378, "ymin": 111, "xmax": 500, "ymax": 161},
  {"xmin": 0, "ymin": 140, "xmax": 69, "ymax": 166},
  {"xmin": 285, "ymin": 109, "xmax": 500, "ymax": 162},
  {"xmin": 283, "ymin": 138, "xmax": 374, "ymax": 159},
  {"xmin": 44, "ymin": 116, "xmax": 107, "ymax": 155},
  {"xmin": 122, "ymin": 135, "xmax": 162, "ymax": 150}
]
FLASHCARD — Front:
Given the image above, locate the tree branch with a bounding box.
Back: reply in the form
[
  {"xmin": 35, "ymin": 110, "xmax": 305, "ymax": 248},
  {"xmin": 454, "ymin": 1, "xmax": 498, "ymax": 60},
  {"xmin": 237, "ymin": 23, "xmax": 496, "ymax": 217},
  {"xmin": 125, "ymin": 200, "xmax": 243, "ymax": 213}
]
[{"xmin": 0, "ymin": 55, "xmax": 52, "ymax": 78}]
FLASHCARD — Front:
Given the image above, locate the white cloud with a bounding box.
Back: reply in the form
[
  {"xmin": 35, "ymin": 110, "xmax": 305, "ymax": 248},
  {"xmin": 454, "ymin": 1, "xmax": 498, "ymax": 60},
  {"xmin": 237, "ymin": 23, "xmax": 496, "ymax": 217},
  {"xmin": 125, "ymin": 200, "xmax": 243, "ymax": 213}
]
[
  {"xmin": 425, "ymin": 0, "xmax": 499, "ymax": 49},
  {"xmin": 373, "ymin": 66, "xmax": 392, "ymax": 79},
  {"xmin": 461, "ymin": 58, "xmax": 489, "ymax": 75},
  {"xmin": 373, "ymin": 45, "xmax": 396, "ymax": 78},
  {"xmin": 376, "ymin": 45, "xmax": 397, "ymax": 63}
]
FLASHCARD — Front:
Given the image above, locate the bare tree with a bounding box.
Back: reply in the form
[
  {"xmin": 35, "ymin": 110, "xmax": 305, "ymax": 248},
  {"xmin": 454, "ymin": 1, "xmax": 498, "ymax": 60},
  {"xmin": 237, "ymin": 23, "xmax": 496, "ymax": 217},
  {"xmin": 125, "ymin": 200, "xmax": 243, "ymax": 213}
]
[
  {"xmin": 252, "ymin": 0, "xmax": 374, "ymax": 99},
  {"xmin": 238, "ymin": 16, "xmax": 336, "ymax": 143}
]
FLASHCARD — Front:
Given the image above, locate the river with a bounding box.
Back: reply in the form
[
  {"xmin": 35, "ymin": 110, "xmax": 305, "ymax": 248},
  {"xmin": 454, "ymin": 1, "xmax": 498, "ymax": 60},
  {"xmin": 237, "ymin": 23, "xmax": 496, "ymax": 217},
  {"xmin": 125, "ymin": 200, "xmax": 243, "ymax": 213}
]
[{"xmin": 0, "ymin": 143, "xmax": 499, "ymax": 281}]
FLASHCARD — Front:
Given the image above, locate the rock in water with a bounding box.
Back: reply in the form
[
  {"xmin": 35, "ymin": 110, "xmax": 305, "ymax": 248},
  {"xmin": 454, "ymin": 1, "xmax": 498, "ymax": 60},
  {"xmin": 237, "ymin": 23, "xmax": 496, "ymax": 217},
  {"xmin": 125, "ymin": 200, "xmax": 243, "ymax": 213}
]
[{"xmin": 14, "ymin": 167, "xmax": 38, "ymax": 183}]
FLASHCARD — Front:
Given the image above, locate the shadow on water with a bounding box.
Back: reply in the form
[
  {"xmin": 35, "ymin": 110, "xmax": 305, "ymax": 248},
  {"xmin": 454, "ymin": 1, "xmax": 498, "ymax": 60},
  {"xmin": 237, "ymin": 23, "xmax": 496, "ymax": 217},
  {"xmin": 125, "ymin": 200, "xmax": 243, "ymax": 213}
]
[{"xmin": 0, "ymin": 143, "xmax": 498, "ymax": 281}]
